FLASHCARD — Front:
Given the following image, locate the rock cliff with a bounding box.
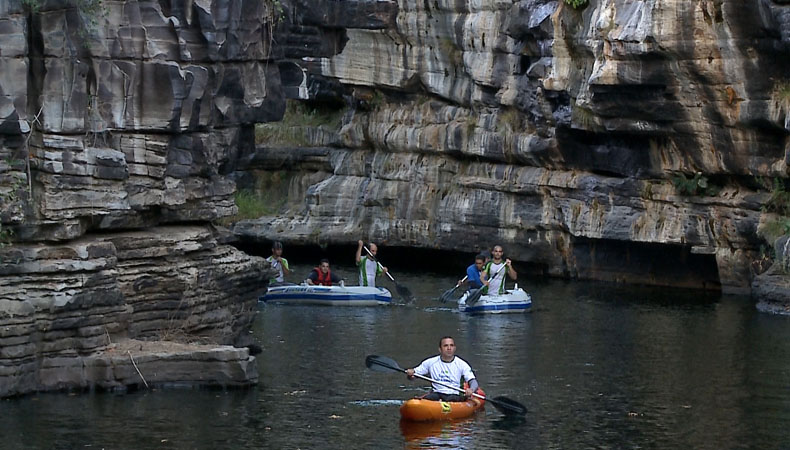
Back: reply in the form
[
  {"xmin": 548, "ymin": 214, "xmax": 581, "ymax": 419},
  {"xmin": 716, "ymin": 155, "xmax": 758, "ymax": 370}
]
[
  {"xmin": 231, "ymin": 0, "xmax": 790, "ymax": 311},
  {"xmin": 2, "ymin": 0, "xmax": 790, "ymax": 399},
  {"xmin": 0, "ymin": 0, "xmax": 282, "ymax": 396}
]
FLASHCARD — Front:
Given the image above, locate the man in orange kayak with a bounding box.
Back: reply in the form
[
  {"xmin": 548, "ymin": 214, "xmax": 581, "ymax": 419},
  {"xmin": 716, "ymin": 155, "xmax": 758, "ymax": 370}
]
[{"xmin": 406, "ymin": 336, "xmax": 479, "ymax": 402}]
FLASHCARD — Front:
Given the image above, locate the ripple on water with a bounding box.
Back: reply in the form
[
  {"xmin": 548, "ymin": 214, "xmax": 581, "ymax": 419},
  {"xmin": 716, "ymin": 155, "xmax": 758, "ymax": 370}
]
[
  {"xmin": 350, "ymin": 399, "xmax": 404, "ymax": 407},
  {"xmin": 423, "ymin": 306, "xmax": 456, "ymax": 313}
]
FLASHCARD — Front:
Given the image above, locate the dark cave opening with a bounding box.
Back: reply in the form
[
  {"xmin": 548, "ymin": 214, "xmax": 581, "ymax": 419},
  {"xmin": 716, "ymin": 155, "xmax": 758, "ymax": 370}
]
[
  {"xmin": 234, "ymin": 237, "xmax": 721, "ymax": 292},
  {"xmin": 571, "ymin": 237, "xmax": 722, "ymax": 291}
]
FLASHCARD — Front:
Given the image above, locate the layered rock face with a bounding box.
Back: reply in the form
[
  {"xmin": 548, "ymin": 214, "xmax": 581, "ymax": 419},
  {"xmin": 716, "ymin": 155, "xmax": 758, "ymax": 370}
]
[
  {"xmin": 234, "ymin": 0, "xmax": 790, "ymax": 306},
  {"xmin": 0, "ymin": 1, "xmax": 282, "ymax": 396},
  {"xmin": 0, "ymin": 227, "xmax": 264, "ymax": 396}
]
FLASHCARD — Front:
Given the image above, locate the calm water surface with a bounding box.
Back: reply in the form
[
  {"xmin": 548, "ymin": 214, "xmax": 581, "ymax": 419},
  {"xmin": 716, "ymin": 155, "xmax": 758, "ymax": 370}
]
[{"xmin": 2, "ymin": 262, "xmax": 789, "ymax": 449}]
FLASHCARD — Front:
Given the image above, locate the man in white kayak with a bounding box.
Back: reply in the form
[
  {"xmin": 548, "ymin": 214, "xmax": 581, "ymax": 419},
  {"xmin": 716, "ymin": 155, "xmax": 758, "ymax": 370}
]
[
  {"xmin": 482, "ymin": 244, "xmax": 517, "ymax": 295},
  {"xmin": 355, "ymin": 240, "xmax": 388, "ymax": 287},
  {"xmin": 406, "ymin": 336, "xmax": 479, "ymax": 402}
]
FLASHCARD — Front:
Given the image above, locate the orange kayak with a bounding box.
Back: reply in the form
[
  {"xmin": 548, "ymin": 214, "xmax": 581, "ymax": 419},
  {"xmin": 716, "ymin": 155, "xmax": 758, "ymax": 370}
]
[{"xmin": 400, "ymin": 395, "xmax": 485, "ymax": 422}]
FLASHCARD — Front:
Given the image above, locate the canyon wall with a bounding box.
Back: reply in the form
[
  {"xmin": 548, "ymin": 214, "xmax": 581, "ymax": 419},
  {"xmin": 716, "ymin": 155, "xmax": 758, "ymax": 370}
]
[
  {"xmin": 232, "ymin": 0, "xmax": 790, "ymax": 311},
  {"xmin": 2, "ymin": 0, "xmax": 789, "ymax": 397},
  {"xmin": 0, "ymin": 0, "xmax": 281, "ymax": 396}
]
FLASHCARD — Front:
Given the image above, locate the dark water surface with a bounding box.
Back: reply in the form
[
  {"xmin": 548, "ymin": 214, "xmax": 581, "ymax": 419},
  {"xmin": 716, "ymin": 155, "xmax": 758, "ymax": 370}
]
[{"xmin": 3, "ymin": 263, "xmax": 790, "ymax": 449}]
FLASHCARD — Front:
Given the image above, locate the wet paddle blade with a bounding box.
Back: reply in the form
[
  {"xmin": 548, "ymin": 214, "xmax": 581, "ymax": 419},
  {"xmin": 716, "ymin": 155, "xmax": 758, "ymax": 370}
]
[
  {"xmin": 438, "ymin": 286, "xmax": 458, "ymax": 303},
  {"xmin": 365, "ymin": 355, "xmax": 405, "ymax": 373},
  {"xmin": 395, "ymin": 283, "xmax": 414, "ymax": 302},
  {"xmin": 490, "ymin": 396, "xmax": 527, "ymax": 416},
  {"xmin": 465, "ymin": 288, "xmax": 484, "ymax": 305},
  {"xmin": 440, "ymin": 275, "xmax": 467, "ymax": 302}
]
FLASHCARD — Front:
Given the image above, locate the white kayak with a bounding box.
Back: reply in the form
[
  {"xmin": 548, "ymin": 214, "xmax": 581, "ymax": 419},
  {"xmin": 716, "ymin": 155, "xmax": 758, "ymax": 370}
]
[
  {"xmin": 260, "ymin": 283, "xmax": 392, "ymax": 306},
  {"xmin": 458, "ymin": 286, "xmax": 532, "ymax": 314}
]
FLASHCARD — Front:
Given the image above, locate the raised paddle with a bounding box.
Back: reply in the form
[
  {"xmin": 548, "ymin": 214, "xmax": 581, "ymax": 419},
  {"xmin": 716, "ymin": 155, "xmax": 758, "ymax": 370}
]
[
  {"xmin": 466, "ymin": 264, "xmax": 507, "ymax": 306},
  {"xmin": 365, "ymin": 354, "xmax": 527, "ymax": 416},
  {"xmin": 363, "ymin": 245, "xmax": 414, "ymax": 301},
  {"xmin": 439, "ymin": 275, "xmax": 468, "ymax": 302}
]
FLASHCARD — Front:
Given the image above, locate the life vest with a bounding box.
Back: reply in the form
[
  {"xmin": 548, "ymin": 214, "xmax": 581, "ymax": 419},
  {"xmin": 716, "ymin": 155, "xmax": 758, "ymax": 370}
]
[{"xmin": 313, "ymin": 267, "xmax": 333, "ymax": 286}]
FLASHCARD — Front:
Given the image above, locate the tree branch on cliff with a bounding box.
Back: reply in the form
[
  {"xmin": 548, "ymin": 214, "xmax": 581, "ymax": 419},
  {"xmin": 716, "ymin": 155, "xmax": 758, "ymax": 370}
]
[
  {"xmin": 128, "ymin": 351, "xmax": 150, "ymax": 389},
  {"xmin": 22, "ymin": 104, "xmax": 44, "ymax": 195}
]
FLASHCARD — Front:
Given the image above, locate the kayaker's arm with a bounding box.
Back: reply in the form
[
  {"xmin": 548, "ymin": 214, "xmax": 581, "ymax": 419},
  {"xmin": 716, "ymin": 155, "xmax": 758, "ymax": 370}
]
[
  {"xmin": 505, "ymin": 258, "xmax": 517, "ymax": 280},
  {"xmin": 356, "ymin": 240, "xmax": 364, "ymax": 264},
  {"xmin": 480, "ymin": 265, "xmax": 491, "ymax": 288},
  {"xmin": 280, "ymin": 258, "xmax": 290, "ymax": 276},
  {"xmin": 305, "ymin": 269, "xmax": 318, "ymax": 285},
  {"xmin": 465, "ymin": 378, "xmax": 479, "ymax": 397}
]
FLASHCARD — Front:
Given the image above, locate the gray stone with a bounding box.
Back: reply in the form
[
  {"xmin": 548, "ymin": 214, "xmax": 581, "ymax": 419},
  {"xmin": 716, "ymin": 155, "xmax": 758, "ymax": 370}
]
[{"xmin": 0, "ymin": 226, "xmax": 271, "ymax": 397}]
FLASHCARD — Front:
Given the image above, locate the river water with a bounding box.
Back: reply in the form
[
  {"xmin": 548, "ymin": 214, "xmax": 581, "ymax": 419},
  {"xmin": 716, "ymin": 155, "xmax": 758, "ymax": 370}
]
[{"xmin": 2, "ymin": 262, "xmax": 789, "ymax": 449}]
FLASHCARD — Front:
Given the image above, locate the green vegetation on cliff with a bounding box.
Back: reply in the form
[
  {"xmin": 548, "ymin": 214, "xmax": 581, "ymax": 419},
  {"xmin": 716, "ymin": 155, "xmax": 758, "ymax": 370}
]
[
  {"xmin": 757, "ymin": 177, "xmax": 790, "ymax": 248},
  {"xmin": 255, "ymin": 101, "xmax": 344, "ymax": 147},
  {"xmin": 671, "ymin": 172, "xmax": 720, "ymax": 197},
  {"xmin": 564, "ymin": 0, "xmax": 589, "ymax": 9},
  {"xmin": 774, "ymin": 80, "xmax": 790, "ymax": 109},
  {"xmin": 22, "ymin": 0, "xmax": 106, "ymax": 38},
  {"xmin": 216, "ymin": 172, "xmax": 290, "ymax": 226},
  {"xmin": 216, "ymin": 189, "xmax": 279, "ymax": 227}
]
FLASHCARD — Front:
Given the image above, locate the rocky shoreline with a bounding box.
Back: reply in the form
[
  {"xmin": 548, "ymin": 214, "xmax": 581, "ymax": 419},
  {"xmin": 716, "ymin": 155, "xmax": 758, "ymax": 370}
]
[{"xmin": 1, "ymin": 339, "xmax": 258, "ymax": 397}]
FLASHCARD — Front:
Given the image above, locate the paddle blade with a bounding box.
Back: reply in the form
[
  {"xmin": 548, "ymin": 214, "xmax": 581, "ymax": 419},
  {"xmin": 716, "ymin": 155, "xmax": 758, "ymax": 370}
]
[
  {"xmin": 465, "ymin": 288, "xmax": 484, "ymax": 305},
  {"xmin": 490, "ymin": 396, "xmax": 527, "ymax": 416},
  {"xmin": 365, "ymin": 355, "xmax": 405, "ymax": 373},
  {"xmin": 395, "ymin": 283, "xmax": 414, "ymax": 302},
  {"xmin": 438, "ymin": 286, "xmax": 458, "ymax": 303}
]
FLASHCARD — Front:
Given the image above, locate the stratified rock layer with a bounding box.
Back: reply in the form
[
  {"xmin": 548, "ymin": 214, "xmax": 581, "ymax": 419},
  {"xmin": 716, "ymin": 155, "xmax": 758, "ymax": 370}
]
[
  {"xmin": 0, "ymin": 0, "xmax": 283, "ymax": 396},
  {"xmin": 235, "ymin": 0, "xmax": 790, "ymax": 305},
  {"xmin": 0, "ymin": 226, "xmax": 269, "ymax": 396}
]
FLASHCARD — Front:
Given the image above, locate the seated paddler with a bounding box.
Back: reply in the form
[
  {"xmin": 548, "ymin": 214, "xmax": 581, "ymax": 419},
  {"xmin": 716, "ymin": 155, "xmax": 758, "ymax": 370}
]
[
  {"xmin": 405, "ymin": 336, "xmax": 479, "ymax": 402},
  {"xmin": 305, "ymin": 258, "xmax": 344, "ymax": 286}
]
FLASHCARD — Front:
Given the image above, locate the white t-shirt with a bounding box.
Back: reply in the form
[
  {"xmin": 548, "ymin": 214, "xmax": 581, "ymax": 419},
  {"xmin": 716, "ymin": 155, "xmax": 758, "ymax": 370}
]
[
  {"xmin": 358, "ymin": 256, "xmax": 381, "ymax": 287},
  {"xmin": 486, "ymin": 261, "xmax": 507, "ymax": 295},
  {"xmin": 413, "ymin": 355, "xmax": 476, "ymax": 395},
  {"xmin": 266, "ymin": 256, "xmax": 289, "ymax": 283}
]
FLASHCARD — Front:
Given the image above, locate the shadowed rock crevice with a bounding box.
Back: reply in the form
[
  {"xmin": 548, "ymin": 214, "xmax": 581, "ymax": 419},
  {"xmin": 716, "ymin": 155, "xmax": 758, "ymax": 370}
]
[{"xmin": 570, "ymin": 237, "xmax": 721, "ymax": 290}]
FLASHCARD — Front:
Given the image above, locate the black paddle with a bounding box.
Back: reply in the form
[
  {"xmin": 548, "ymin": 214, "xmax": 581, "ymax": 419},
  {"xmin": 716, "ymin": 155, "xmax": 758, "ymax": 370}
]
[
  {"xmin": 439, "ymin": 275, "xmax": 467, "ymax": 302},
  {"xmin": 365, "ymin": 354, "xmax": 527, "ymax": 416},
  {"xmin": 363, "ymin": 246, "xmax": 414, "ymax": 301},
  {"xmin": 466, "ymin": 264, "xmax": 507, "ymax": 306}
]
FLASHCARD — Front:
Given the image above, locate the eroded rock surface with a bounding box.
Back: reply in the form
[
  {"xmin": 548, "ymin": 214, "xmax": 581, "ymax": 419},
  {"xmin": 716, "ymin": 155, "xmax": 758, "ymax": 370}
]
[
  {"xmin": 0, "ymin": 225, "xmax": 270, "ymax": 396},
  {"xmin": 0, "ymin": 0, "xmax": 282, "ymax": 396},
  {"xmin": 235, "ymin": 0, "xmax": 790, "ymax": 305}
]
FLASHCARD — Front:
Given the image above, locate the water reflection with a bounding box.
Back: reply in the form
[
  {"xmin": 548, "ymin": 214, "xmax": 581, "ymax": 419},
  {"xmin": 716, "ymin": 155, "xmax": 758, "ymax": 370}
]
[{"xmin": 400, "ymin": 417, "xmax": 478, "ymax": 449}]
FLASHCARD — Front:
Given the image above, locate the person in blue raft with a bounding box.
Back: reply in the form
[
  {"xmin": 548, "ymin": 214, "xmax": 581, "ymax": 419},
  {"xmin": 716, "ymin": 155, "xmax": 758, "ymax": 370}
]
[
  {"xmin": 405, "ymin": 336, "xmax": 479, "ymax": 402},
  {"xmin": 462, "ymin": 253, "xmax": 487, "ymax": 291}
]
